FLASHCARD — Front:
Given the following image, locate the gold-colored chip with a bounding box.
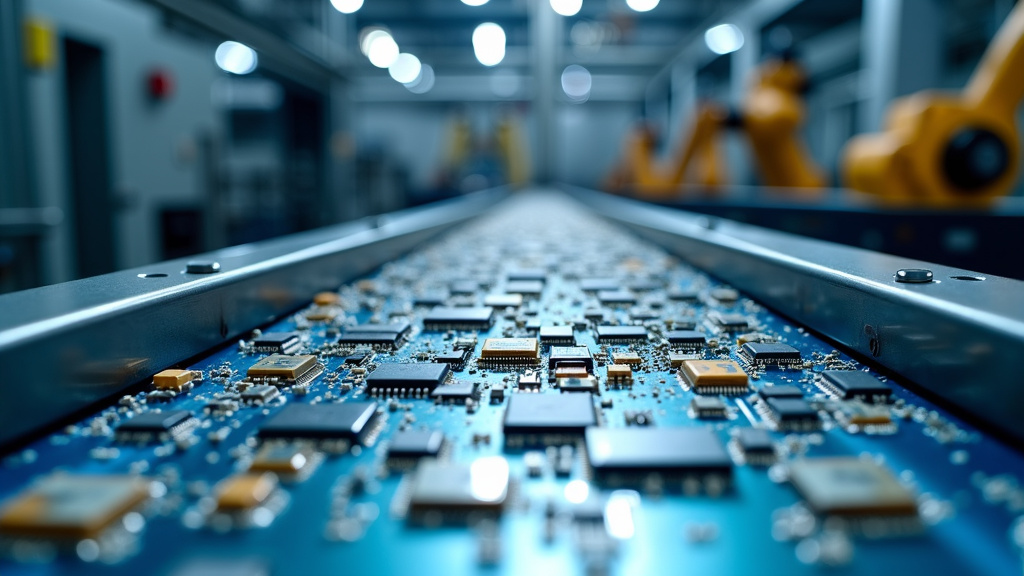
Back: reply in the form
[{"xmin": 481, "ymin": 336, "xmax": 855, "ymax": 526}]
[
  {"xmin": 679, "ymin": 360, "xmax": 749, "ymax": 392},
  {"xmin": 611, "ymin": 352, "xmax": 642, "ymax": 365},
  {"xmin": 152, "ymin": 369, "xmax": 195, "ymax": 391},
  {"xmin": 555, "ymin": 365, "xmax": 589, "ymax": 379},
  {"xmin": 0, "ymin": 475, "xmax": 150, "ymax": 539},
  {"xmin": 480, "ymin": 338, "xmax": 539, "ymax": 359},
  {"xmin": 248, "ymin": 355, "xmax": 318, "ymax": 380},
  {"xmin": 607, "ymin": 364, "xmax": 633, "ymax": 381},
  {"xmin": 313, "ymin": 292, "xmax": 340, "ymax": 306},
  {"xmin": 215, "ymin": 473, "xmax": 278, "ymax": 511},
  {"xmin": 250, "ymin": 445, "xmax": 316, "ymax": 475},
  {"xmin": 789, "ymin": 458, "xmax": 917, "ymax": 516}
]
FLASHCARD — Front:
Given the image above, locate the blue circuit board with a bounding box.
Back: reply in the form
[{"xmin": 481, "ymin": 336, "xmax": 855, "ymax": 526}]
[{"xmin": 2, "ymin": 194, "xmax": 1023, "ymax": 576}]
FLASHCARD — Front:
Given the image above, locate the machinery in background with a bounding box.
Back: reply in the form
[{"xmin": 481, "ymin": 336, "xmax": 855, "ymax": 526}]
[
  {"xmin": 843, "ymin": 1, "xmax": 1024, "ymax": 204},
  {"xmin": 606, "ymin": 54, "xmax": 825, "ymax": 198}
]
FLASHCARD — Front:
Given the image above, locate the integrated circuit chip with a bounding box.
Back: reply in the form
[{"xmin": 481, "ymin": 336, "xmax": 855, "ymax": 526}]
[
  {"xmin": 503, "ymin": 393, "xmax": 596, "ymax": 448},
  {"xmin": 819, "ymin": 370, "xmax": 893, "ymax": 402},
  {"xmin": 507, "ymin": 269, "xmax": 546, "ymax": 282},
  {"xmin": 240, "ymin": 384, "xmax": 280, "ymax": 404},
  {"xmin": 548, "ymin": 346, "xmax": 594, "ymax": 371},
  {"xmin": 336, "ymin": 332, "xmax": 402, "ymax": 349},
  {"xmin": 479, "ymin": 338, "xmax": 540, "ymax": 365},
  {"xmin": 597, "ymin": 290, "xmax": 636, "ymax": 305},
  {"xmin": 116, "ymin": 410, "xmax": 197, "ymax": 442},
  {"xmin": 504, "ymin": 281, "xmax": 543, "ymax": 295},
  {"xmin": 431, "ymin": 381, "xmax": 479, "ymax": 403},
  {"xmin": 691, "ymin": 396, "xmax": 727, "ymax": 419},
  {"xmin": 247, "ymin": 354, "xmax": 323, "ymax": 386},
  {"xmin": 484, "ymin": 294, "xmax": 524, "ymax": 308},
  {"xmin": 434, "ymin": 349, "xmax": 469, "ymax": 370},
  {"xmin": 422, "ymin": 306, "xmax": 494, "ymax": 330},
  {"xmin": 678, "ymin": 360, "xmax": 749, "ymax": 394},
  {"xmin": 666, "ymin": 330, "xmax": 707, "ymax": 349},
  {"xmin": 595, "ymin": 325, "xmax": 648, "ymax": 342},
  {"xmin": 734, "ymin": 428, "xmax": 776, "ymax": 466},
  {"xmin": 387, "ymin": 430, "xmax": 446, "ymax": 468},
  {"xmin": 764, "ymin": 398, "xmax": 820, "ymax": 431},
  {"xmin": 258, "ymin": 402, "xmax": 380, "ymax": 448},
  {"xmin": 710, "ymin": 312, "xmax": 749, "ymax": 331},
  {"xmin": 365, "ymin": 363, "xmax": 450, "ymax": 396},
  {"xmin": 584, "ymin": 428, "xmax": 732, "ymax": 492},
  {"xmin": 0, "ymin": 474, "xmax": 152, "ymax": 539},
  {"xmin": 788, "ymin": 458, "xmax": 918, "ymax": 517},
  {"xmin": 405, "ymin": 458, "xmax": 510, "ymax": 525},
  {"xmin": 757, "ymin": 385, "xmax": 804, "ymax": 400},
  {"xmin": 252, "ymin": 332, "xmax": 301, "ymax": 354},
  {"xmin": 538, "ymin": 325, "xmax": 575, "ymax": 345},
  {"xmin": 740, "ymin": 342, "xmax": 801, "ymax": 365},
  {"xmin": 580, "ymin": 278, "xmax": 619, "ymax": 292}
]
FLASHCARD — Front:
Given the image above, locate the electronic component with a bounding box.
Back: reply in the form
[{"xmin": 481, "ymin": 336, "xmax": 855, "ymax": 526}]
[
  {"xmin": 214, "ymin": 472, "xmax": 280, "ymax": 512},
  {"xmin": 412, "ymin": 293, "xmax": 448, "ymax": 307},
  {"xmin": 0, "ymin": 474, "xmax": 151, "ymax": 540},
  {"xmin": 249, "ymin": 444, "xmax": 321, "ymax": 482},
  {"xmin": 434, "ymin": 349, "xmax": 469, "ymax": 370},
  {"xmin": 629, "ymin": 278, "xmax": 662, "ymax": 291},
  {"xmin": 597, "ymin": 290, "xmax": 636, "ymax": 305},
  {"xmin": 507, "ymin": 269, "xmax": 546, "ymax": 282},
  {"xmin": 484, "ymin": 294, "xmax": 523, "ymax": 308},
  {"xmin": 116, "ymin": 410, "xmax": 197, "ymax": 442},
  {"xmin": 252, "ymin": 332, "xmax": 301, "ymax": 354},
  {"xmin": 678, "ymin": 360, "xmax": 750, "ymax": 394},
  {"xmin": 669, "ymin": 352, "xmax": 699, "ymax": 367},
  {"xmin": 387, "ymin": 430, "xmax": 446, "ymax": 469},
  {"xmin": 365, "ymin": 363, "xmax": 449, "ymax": 396},
  {"xmin": 710, "ymin": 312, "xmax": 749, "ymax": 331},
  {"xmin": 304, "ymin": 308, "xmax": 337, "ymax": 322},
  {"xmin": 819, "ymin": 370, "xmax": 893, "ymax": 402},
  {"xmin": 422, "ymin": 306, "xmax": 494, "ymax": 330},
  {"xmin": 246, "ymin": 354, "xmax": 323, "ymax": 386},
  {"xmin": 667, "ymin": 287, "xmax": 699, "ymax": 301},
  {"xmin": 757, "ymin": 385, "xmax": 804, "ymax": 400},
  {"xmin": 554, "ymin": 365, "xmax": 589, "ymax": 379},
  {"xmin": 152, "ymin": 369, "xmax": 197, "ymax": 392},
  {"xmin": 479, "ymin": 338, "xmax": 540, "ymax": 366},
  {"xmin": 833, "ymin": 401, "xmax": 896, "ymax": 433},
  {"xmin": 691, "ymin": 396, "xmax": 727, "ymax": 419},
  {"xmin": 504, "ymin": 281, "xmax": 543, "ymax": 295},
  {"xmin": 538, "ymin": 325, "xmax": 574, "ymax": 344},
  {"xmin": 666, "ymin": 330, "xmax": 707, "ymax": 349},
  {"xmin": 580, "ymin": 278, "xmax": 618, "ymax": 292},
  {"xmin": 611, "ymin": 352, "xmax": 643, "ymax": 365},
  {"xmin": 257, "ymin": 402, "xmax": 380, "ymax": 450},
  {"xmin": 595, "ymin": 325, "xmax": 648, "ymax": 342},
  {"xmin": 624, "ymin": 410, "xmax": 654, "ymax": 426},
  {"xmin": 404, "ymin": 458, "xmax": 510, "ymax": 525},
  {"xmin": 431, "ymin": 381, "xmax": 479, "ymax": 403},
  {"xmin": 449, "ymin": 280, "xmax": 478, "ymax": 295},
  {"xmin": 733, "ymin": 428, "xmax": 776, "ymax": 466},
  {"xmin": 606, "ymin": 364, "xmax": 633, "ymax": 384},
  {"xmin": 344, "ymin": 321, "xmax": 411, "ymax": 335},
  {"xmin": 710, "ymin": 288, "xmax": 739, "ymax": 302},
  {"xmin": 788, "ymin": 458, "xmax": 918, "ymax": 518},
  {"xmin": 503, "ymin": 393, "xmax": 596, "ymax": 449},
  {"xmin": 557, "ymin": 376, "xmax": 599, "ymax": 393},
  {"xmin": 336, "ymin": 332, "xmax": 402, "ymax": 349},
  {"xmin": 584, "ymin": 428, "xmax": 732, "ymax": 492},
  {"xmin": 548, "ymin": 346, "xmax": 594, "ymax": 371},
  {"xmin": 490, "ymin": 384, "xmax": 506, "ymax": 403},
  {"xmin": 763, "ymin": 398, "xmax": 820, "ymax": 431},
  {"xmin": 517, "ymin": 371, "xmax": 542, "ymax": 389},
  {"xmin": 240, "ymin": 384, "xmax": 280, "ymax": 404},
  {"xmin": 740, "ymin": 342, "xmax": 801, "ymax": 365},
  {"xmin": 313, "ymin": 292, "xmax": 340, "ymax": 306}
]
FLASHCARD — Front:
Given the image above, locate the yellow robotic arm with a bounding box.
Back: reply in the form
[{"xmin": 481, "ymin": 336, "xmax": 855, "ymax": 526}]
[{"xmin": 843, "ymin": 2, "xmax": 1024, "ymax": 204}]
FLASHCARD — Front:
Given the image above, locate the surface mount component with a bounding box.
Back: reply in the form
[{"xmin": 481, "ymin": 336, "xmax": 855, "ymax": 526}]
[
  {"xmin": 584, "ymin": 428, "xmax": 732, "ymax": 492},
  {"xmin": 818, "ymin": 370, "xmax": 893, "ymax": 402},
  {"xmin": 678, "ymin": 360, "xmax": 750, "ymax": 394},
  {"xmin": 257, "ymin": 402, "xmax": 380, "ymax": 448},
  {"xmin": 365, "ymin": 363, "xmax": 450, "ymax": 396},
  {"xmin": 503, "ymin": 393, "xmax": 596, "ymax": 449}
]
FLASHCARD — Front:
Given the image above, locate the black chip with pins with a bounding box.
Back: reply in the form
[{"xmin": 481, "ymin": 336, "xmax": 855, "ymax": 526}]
[
  {"xmin": 434, "ymin": 349, "xmax": 469, "ymax": 369},
  {"xmin": 365, "ymin": 363, "xmax": 450, "ymax": 392},
  {"xmin": 736, "ymin": 428, "xmax": 774, "ymax": 455},
  {"xmin": 118, "ymin": 410, "xmax": 193, "ymax": 434},
  {"xmin": 585, "ymin": 428, "xmax": 732, "ymax": 487},
  {"xmin": 503, "ymin": 393, "xmax": 596, "ymax": 448},
  {"xmin": 666, "ymin": 330, "xmax": 707, "ymax": 347},
  {"xmin": 539, "ymin": 325, "xmax": 575, "ymax": 344},
  {"xmin": 757, "ymin": 385, "xmax": 804, "ymax": 400},
  {"xmin": 820, "ymin": 370, "xmax": 893, "ymax": 401},
  {"xmin": 595, "ymin": 325, "xmax": 648, "ymax": 342},
  {"xmin": 740, "ymin": 342, "xmax": 801, "ymax": 364},
  {"xmin": 422, "ymin": 307, "xmax": 494, "ymax": 330},
  {"xmin": 252, "ymin": 332, "xmax": 301, "ymax": 354},
  {"xmin": 767, "ymin": 398, "xmax": 819, "ymax": 424},
  {"xmin": 258, "ymin": 402, "xmax": 379, "ymax": 444},
  {"xmin": 388, "ymin": 429, "xmax": 445, "ymax": 460},
  {"xmin": 548, "ymin": 346, "xmax": 594, "ymax": 370},
  {"xmin": 431, "ymin": 381, "xmax": 478, "ymax": 403}
]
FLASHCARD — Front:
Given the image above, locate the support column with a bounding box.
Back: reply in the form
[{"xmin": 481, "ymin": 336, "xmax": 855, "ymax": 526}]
[{"xmin": 530, "ymin": 0, "xmax": 559, "ymax": 184}]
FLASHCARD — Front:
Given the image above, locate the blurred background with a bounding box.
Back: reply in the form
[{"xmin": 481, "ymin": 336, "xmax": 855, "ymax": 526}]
[{"xmin": 0, "ymin": 0, "xmax": 1021, "ymax": 293}]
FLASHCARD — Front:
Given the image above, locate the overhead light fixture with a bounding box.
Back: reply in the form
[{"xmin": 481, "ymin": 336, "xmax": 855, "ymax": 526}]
[
  {"xmin": 473, "ymin": 22, "xmax": 506, "ymax": 67},
  {"xmin": 550, "ymin": 0, "xmax": 582, "ymax": 17},
  {"xmin": 405, "ymin": 64, "xmax": 435, "ymax": 94},
  {"xmin": 359, "ymin": 28, "xmax": 390, "ymax": 56},
  {"xmin": 367, "ymin": 32, "xmax": 400, "ymax": 68},
  {"xmin": 461, "ymin": 0, "xmax": 489, "ymax": 5},
  {"xmin": 389, "ymin": 53, "xmax": 422, "ymax": 84},
  {"xmin": 704, "ymin": 23, "xmax": 744, "ymax": 55},
  {"xmin": 214, "ymin": 41, "xmax": 258, "ymax": 75},
  {"xmin": 329, "ymin": 0, "xmax": 363, "ymax": 14},
  {"xmin": 561, "ymin": 64, "xmax": 592, "ymax": 103},
  {"xmin": 625, "ymin": 0, "xmax": 659, "ymax": 12}
]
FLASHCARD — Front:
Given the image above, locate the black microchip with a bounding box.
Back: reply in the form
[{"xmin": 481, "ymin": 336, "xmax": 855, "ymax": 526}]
[
  {"xmin": 757, "ymin": 385, "xmax": 804, "ymax": 400},
  {"xmin": 423, "ymin": 307, "xmax": 494, "ymax": 330},
  {"xmin": 548, "ymin": 346, "xmax": 594, "ymax": 370},
  {"xmin": 667, "ymin": 288, "xmax": 699, "ymax": 301},
  {"xmin": 449, "ymin": 280, "xmax": 478, "ymax": 295},
  {"xmin": 507, "ymin": 268, "xmax": 546, "ymax": 282},
  {"xmin": 580, "ymin": 278, "xmax": 619, "ymax": 292},
  {"xmin": 583, "ymin": 308, "xmax": 606, "ymax": 320},
  {"xmin": 345, "ymin": 321, "xmax": 411, "ymax": 336},
  {"xmin": 388, "ymin": 430, "xmax": 445, "ymax": 460},
  {"xmin": 431, "ymin": 381, "xmax": 478, "ymax": 402},
  {"xmin": 241, "ymin": 384, "xmax": 280, "ymax": 403},
  {"xmin": 344, "ymin": 353, "xmax": 368, "ymax": 365},
  {"xmin": 767, "ymin": 398, "xmax": 818, "ymax": 422},
  {"xmin": 597, "ymin": 290, "xmax": 636, "ymax": 305},
  {"xmin": 736, "ymin": 428, "xmax": 774, "ymax": 454},
  {"xmin": 525, "ymin": 318, "xmax": 542, "ymax": 331},
  {"xmin": 666, "ymin": 330, "xmax": 707, "ymax": 346},
  {"xmin": 820, "ymin": 370, "xmax": 893, "ymax": 400},
  {"xmin": 691, "ymin": 396, "xmax": 727, "ymax": 418},
  {"xmin": 741, "ymin": 342, "xmax": 801, "ymax": 364},
  {"xmin": 336, "ymin": 332, "xmax": 401, "ymax": 347},
  {"xmin": 505, "ymin": 281, "xmax": 543, "ymax": 295},
  {"xmin": 585, "ymin": 428, "xmax": 732, "ymax": 482},
  {"xmin": 258, "ymin": 402, "xmax": 378, "ymax": 443},
  {"xmin": 711, "ymin": 312, "xmax": 749, "ymax": 331},
  {"xmin": 118, "ymin": 410, "xmax": 193, "ymax": 434},
  {"xmin": 629, "ymin": 308, "xmax": 659, "ymax": 321},
  {"xmin": 365, "ymin": 363, "xmax": 449, "ymax": 392},
  {"xmin": 435, "ymin": 349, "xmax": 469, "ymax": 368},
  {"xmin": 413, "ymin": 293, "xmax": 448, "ymax": 307},
  {"xmin": 595, "ymin": 325, "xmax": 648, "ymax": 342},
  {"xmin": 252, "ymin": 332, "xmax": 300, "ymax": 354},
  {"xmin": 503, "ymin": 393, "xmax": 596, "ymax": 447},
  {"xmin": 539, "ymin": 325, "xmax": 574, "ymax": 344}
]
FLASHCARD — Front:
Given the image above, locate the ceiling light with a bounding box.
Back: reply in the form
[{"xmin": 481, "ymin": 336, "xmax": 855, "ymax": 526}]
[
  {"xmin": 561, "ymin": 64, "xmax": 592, "ymax": 102},
  {"xmin": 388, "ymin": 53, "xmax": 422, "ymax": 84},
  {"xmin": 625, "ymin": 0, "xmax": 659, "ymax": 12},
  {"xmin": 215, "ymin": 41, "xmax": 258, "ymax": 75},
  {"xmin": 462, "ymin": 0, "xmax": 489, "ymax": 5},
  {"xmin": 473, "ymin": 23, "xmax": 506, "ymax": 67},
  {"xmin": 405, "ymin": 64, "xmax": 435, "ymax": 94},
  {"xmin": 550, "ymin": 0, "xmax": 582, "ymax": 17},
  {"xmin": 367, "ymin": 33, "xmax": 400, "ymax": 68},
  {"xmin": 329, "ymin": 0, "xmax": 363, "ymax": 14},
  {"xmin": 705, "ymin": 23, "xmax": 744, "ymax": 55}
]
